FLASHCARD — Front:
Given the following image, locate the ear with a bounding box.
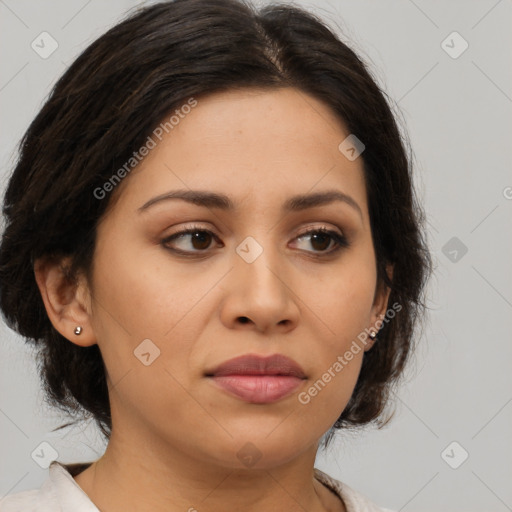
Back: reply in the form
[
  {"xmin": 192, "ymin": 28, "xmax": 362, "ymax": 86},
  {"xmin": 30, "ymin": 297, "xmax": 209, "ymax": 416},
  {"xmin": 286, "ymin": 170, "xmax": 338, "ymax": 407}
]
[
  {"xmin": 34, "ymin": 256, "xmax": 97, "ymax": 347},
  {"xmin": 365, "ymin": 263, "xmax": 394, "ymax": 351}
]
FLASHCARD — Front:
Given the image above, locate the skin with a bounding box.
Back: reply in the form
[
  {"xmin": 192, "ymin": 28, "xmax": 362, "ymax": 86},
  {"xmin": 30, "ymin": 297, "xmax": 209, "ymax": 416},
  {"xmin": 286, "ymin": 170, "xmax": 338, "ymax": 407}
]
[{"xmin": 35, "ymin": 87, "xmax": 392, "ymax": 512}]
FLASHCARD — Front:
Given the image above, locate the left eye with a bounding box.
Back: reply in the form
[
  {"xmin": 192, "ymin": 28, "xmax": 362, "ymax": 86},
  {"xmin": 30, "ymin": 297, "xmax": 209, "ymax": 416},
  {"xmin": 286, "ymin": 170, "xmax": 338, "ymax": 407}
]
[{"xmin": 292, "ymin": 228, "xmax": 348, "ymax": 254}]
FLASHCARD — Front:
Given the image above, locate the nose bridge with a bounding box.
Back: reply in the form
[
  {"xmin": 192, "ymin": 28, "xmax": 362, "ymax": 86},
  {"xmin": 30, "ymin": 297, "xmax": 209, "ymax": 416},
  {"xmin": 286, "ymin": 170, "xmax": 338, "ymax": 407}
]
[
  {"xmin": 235, "ymin": 233, "xmax": 286, "ymax": 301},
  {"xmin": 219, "ymin": 231, "xmax": 300, "ymax": 332}
]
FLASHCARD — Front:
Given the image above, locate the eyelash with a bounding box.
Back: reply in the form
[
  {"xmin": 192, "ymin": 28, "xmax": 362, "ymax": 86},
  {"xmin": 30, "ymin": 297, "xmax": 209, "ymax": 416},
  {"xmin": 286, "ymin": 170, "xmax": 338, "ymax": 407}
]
[{"xmin": 161, "ymin": 224, "xmax": 349, "ymax": 258}]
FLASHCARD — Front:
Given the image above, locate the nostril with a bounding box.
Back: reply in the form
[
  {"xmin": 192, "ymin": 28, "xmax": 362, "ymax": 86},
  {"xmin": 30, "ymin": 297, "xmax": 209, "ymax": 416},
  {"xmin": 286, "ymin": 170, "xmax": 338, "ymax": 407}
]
[{"xmin": 238, "ymin": 316, "xmax": 250, "ymax": 324}]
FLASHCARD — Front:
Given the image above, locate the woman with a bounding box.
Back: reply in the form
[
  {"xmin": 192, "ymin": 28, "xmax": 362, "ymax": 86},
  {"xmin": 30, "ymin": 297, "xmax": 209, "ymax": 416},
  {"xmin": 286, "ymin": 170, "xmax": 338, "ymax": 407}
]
[{"xmin": 0, "ymin": 0, "xmax": 431, "ymax": 511}]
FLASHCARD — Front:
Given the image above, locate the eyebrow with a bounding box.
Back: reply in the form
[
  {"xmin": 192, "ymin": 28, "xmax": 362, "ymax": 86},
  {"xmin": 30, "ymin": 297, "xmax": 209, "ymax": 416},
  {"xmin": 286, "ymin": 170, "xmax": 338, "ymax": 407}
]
[{"xmin": 138, "ymin": 189, "xmax": 363, "ymax": 219}]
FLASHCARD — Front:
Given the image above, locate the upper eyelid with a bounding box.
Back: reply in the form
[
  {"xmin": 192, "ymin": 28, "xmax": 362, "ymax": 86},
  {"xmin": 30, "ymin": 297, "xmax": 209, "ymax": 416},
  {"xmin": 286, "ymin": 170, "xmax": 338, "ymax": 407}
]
[
  {"xmin": 163, "ymin": 224, "xmax": 343, "ymax": 240},
  {"xmin": 163, "ymin": 225, "xmax": 219, "ymax": 239},
  {"xmin": 295, "ymin": 225, "xmax": 343, "ymax": 237}
]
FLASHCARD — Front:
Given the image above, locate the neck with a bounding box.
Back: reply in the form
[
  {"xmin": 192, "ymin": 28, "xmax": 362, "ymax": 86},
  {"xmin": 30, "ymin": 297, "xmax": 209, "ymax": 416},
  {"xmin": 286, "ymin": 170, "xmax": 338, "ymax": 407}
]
[{"xmin": 73, "ymin": 428, "xmax": 344, "ymax": 512}]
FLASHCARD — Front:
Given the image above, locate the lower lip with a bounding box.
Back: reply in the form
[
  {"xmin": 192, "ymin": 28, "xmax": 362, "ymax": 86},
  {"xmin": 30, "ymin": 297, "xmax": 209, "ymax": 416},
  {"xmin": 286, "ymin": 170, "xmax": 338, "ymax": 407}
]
[{"xmin": 210, "ymin": 375, "xmax": 303, "ymax": 403}]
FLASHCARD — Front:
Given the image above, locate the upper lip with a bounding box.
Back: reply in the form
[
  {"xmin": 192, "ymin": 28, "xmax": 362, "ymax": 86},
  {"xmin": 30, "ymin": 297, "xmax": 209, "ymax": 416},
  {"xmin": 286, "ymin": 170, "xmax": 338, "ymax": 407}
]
[{"xmin": 206, "ymin": 354, "xmax": 306, "ymax": 378}]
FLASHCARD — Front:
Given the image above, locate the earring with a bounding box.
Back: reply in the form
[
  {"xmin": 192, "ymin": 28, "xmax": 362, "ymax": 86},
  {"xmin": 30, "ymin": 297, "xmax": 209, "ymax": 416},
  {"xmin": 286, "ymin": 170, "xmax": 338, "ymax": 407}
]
[
  {"xmin": 369, "ymin": 330, "xmax": 377, "ymax": 340},
  {"xmin": 74, "ymin": 326, "xmax": 83, "ymax": 335}
]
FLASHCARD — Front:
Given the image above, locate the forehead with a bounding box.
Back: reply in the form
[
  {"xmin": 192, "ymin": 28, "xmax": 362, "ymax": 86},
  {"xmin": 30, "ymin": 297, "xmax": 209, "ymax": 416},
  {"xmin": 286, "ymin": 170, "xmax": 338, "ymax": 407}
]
[{"xmin": 110, "ymin": 87, "xmax": 368, "ymax": 217}]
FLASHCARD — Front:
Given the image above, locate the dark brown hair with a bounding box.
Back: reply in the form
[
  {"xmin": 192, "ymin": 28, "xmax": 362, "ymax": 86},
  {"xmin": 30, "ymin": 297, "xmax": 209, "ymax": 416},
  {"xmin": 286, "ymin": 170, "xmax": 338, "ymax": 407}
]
[{"xmin": 0, "ymin": 0, "xmax": 431, "ymax": 443}]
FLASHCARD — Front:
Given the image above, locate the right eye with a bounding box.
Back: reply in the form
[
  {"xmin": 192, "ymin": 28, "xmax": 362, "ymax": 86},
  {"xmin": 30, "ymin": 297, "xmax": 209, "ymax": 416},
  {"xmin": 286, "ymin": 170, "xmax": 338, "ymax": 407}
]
[{"xmin": 161, "ymin": 226, "xmax": 223, "ymax": 256}]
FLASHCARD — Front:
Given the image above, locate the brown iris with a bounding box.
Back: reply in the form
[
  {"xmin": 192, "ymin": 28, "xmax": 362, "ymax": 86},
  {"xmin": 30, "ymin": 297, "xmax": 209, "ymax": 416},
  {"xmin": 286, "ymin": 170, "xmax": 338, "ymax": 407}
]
[
  {"xmin": 190, "ymin": 231, "xmax": 213, "ymax": 250},
  {"xmin": 309, "ymin": 232, "xmax": 332, "ymax": 252}
]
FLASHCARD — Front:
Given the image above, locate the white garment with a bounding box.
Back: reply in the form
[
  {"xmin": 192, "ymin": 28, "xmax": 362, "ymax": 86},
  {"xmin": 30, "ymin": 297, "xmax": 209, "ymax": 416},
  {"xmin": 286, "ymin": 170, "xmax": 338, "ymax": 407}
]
[{"xmin": 0, "ymin": 461, "xmax": 396, "ymax": 512}]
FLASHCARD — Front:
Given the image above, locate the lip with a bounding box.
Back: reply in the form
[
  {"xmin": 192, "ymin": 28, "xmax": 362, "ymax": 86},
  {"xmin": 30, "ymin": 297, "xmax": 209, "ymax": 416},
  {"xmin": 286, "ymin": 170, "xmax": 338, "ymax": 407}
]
[{"xmin": 206, "ymin": 354, "xmax": 306, "ymax": 404}]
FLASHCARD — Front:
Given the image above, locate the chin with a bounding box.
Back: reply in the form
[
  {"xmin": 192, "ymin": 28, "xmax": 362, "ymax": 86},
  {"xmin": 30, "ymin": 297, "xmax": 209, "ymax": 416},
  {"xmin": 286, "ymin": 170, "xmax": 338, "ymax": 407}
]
[{"xmin": 198, "ymin": 427, "xmax": 319, "ymax": 471}]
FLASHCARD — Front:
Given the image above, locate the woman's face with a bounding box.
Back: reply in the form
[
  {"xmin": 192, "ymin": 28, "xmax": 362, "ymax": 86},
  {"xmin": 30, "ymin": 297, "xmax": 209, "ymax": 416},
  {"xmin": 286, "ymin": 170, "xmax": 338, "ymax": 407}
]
[{"xmin": 83, "ymin": 87, "xmax": 390, "ymax": 468}]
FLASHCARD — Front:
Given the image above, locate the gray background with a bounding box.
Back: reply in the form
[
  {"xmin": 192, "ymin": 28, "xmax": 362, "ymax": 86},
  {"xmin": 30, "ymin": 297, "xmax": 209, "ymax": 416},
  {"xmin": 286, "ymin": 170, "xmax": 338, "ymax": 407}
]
[{"xmin": 1, "ymin": 1, "xmax": 511, "ymax": 511}]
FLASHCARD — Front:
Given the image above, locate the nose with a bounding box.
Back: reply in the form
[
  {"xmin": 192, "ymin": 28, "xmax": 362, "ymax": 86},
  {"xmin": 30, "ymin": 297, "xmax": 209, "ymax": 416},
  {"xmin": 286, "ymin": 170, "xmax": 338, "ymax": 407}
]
[{"xmin": 219, "ymin": 242, "xmax": 300, "ymax": 335}]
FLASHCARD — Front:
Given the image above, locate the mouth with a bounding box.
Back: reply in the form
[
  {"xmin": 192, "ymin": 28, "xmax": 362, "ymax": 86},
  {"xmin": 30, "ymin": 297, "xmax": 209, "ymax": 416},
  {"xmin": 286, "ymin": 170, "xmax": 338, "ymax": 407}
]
[{"xmin": 205, "ymin": 353, "xmax": 307, "ymax": 404}]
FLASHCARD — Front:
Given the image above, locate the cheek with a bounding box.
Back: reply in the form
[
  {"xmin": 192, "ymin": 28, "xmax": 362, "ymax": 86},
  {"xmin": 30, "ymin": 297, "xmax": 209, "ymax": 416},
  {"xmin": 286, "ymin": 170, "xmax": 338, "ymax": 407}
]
[
  {"xmin": 90, "ymin": 226, "xmax": 215, "ymax": 338},
  {"xmin": 308, "ymin": 259, "xmax": 377, "ymax": 345},
  {"xmin": 299, "ymin": 257, "xmax": 376, "ymax": 408},
  {"xmin": 88, "ymin": 236, "xmax": 227, "ymax": 398}
]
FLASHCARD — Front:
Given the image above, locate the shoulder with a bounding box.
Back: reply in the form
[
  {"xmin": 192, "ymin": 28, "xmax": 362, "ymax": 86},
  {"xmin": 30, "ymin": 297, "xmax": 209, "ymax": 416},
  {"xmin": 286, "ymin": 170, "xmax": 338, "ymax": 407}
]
[
  {"xmin": 314, "ymin": 468, "xmax": 396, "ymax": 512},
  {"xmin": 0, "ymin": 461, "xmax": 97, "ymax": 512},
  {"xmin": 0, "ymin": 488, "xmax": 47, "ymax": 512}
]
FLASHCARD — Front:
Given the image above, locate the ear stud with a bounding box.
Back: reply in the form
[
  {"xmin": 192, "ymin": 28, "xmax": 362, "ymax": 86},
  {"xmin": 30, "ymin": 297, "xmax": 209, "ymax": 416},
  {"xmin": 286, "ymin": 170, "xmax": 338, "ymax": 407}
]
[{"xmin": 74, "ymin": 326, "xmax": 83, "ymax": 335}]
